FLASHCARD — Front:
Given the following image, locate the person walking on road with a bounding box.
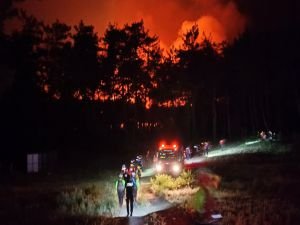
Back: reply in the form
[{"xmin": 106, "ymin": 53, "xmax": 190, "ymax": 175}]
[
  {"xmin": 125, "ymin": 173, "xmax": 136, "ymax": 216},
  {"xmin": 115, "ymin": 173, "xmax": 125, "ymax": 208},
  {"xmin": 131, "ymin": 171, "xmax": 140, "ymax": 203}
]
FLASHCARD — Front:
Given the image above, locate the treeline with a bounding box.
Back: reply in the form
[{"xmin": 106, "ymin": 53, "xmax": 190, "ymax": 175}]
[{"xmin": 0, "ymin": 1, "xmax": 299, "ymax": 158}]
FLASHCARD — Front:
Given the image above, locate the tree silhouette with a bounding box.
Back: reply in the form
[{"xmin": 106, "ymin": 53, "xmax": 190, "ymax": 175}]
[
  {"xmin": 101, "ymin": 20, "xmax": 161, "ymax": 106},
  {"xmin": 10, "ymin": 11, "xmax": 43, "ymax": 94},
  {"xmin": 1, "ymin": 10, "xmax": 299, "ymax": 160},
  {"xmin": 176, "ymin": 24, "xmax": 222, "ymax": 141},
  {"xmin": 0, "ymin": 0, "xmax": 23, "ymax": 35},
  {"xmin": 38, "ymin": 20, "xmax": 72, "ymax": 99},
  {"xmin": 70, "ymin": 20, "xmax": 100, "ymax": 101}
]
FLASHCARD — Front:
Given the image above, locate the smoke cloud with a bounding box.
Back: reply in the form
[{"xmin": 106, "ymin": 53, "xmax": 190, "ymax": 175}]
[
  {"xmin": 18, "ymin": 0, "xmax": 247, "ymax": 48},
  {"xmin": 173, "ymin": 1, "xmax": 246, "ymax": 47}
]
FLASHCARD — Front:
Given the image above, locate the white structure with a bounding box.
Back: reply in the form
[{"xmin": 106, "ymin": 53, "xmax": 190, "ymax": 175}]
[
  {"xmin": 27, "ymin": 153, "xmax": 40, "ymax": 173},
  {"xmin": 27, "ymin": 153, "xmax": 50, "ymax": 173}
]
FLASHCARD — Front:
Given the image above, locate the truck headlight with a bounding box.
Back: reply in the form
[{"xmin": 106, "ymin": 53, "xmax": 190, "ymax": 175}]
[
  {"xmin": 172, "ymin": 163, "xmax": 181, "ymax": 173},
  {"xmin": 156, "ymin": 164, "xmax": 163, "ymax": 172}
]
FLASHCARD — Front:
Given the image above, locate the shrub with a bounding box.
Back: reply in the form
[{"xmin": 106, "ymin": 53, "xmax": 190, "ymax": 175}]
[
  {"xmin": 178, "ymin": 170, "xmax": 195, "ymax": 187},
  {"xmin": 150, "ymin": 174, "xmax": 176, "ymax": 196},
  {"xmin": 150, "ymin": 170, "xmax": 195, "ymax": 194},
  {"xmin": 150, "ymin": 170, "xmax": 199, "ymax": 205},
  {"xmin": 185, "ymin": 188, "xmax": 206, "ymax": 213},
  {"xmin": 164, "ymin": 186, "xmax": 200, "ymax": 204}
]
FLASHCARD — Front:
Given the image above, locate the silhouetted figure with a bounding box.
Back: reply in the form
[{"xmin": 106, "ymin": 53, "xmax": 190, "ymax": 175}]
[
  {"xmin": 115, "ymin": 173, "xmax": 125, "ymax": 208},
  {"xmin": 219, "ymin": 139, "xmax": 226, "ymax": 150},
  {"xmin": 260, "ymin": 131, "xmax": 267, "ymax": 140},
  {"xmin": 185, "ymin": 146, "xmax": 191, "ymax": 159},
  {"xmin": 125, "ymin": 173, "xmax": 136, "ymax": 216},
  {"xmin": 204, "ymin": 142, "xmax": 209, "ymax": 156},
  {"xmin": 132, "ymin": 171, "xmax": 141, "ymax": 203}
]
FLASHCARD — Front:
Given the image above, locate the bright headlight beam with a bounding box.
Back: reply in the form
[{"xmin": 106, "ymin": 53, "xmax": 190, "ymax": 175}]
[
  {"xmin": 156, "ymin": 164, "xmax": 163, "ymax": 172},
  {"xmin": 141, "ymin": 168, "xmax": 155, "ymax": 177},
  {"xmin": 245, "ymin": 139, "xmax": 261, "ymax": 145},
  {"xmin": 172, "ymin": 164, "xmax": 180, "ymax": 173}
]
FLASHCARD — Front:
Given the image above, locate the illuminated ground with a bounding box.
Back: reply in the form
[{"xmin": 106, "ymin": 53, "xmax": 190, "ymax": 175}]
[
  {"xmin": 121, "ymin": 139, "xmax": 278, "ymax": 218},
  {"xmin": 114, "ymin": 168, "xmax": 172, "ymax": 217},
  {"xmin": 1, "ymin": 139, "xmax": 296, "ymax": 225},
  {"xmin": 115, "ymin": 197, "xmax": 172, "ymax": 217},
  {"xmin": 184, "ymin": 139, "xmax": 283, "ymax": 166}
]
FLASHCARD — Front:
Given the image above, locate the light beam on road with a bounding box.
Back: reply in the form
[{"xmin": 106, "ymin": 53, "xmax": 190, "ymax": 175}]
[
  {"xmin": 141, "ymin": 168, "xmax": 155, "ymax": 178},
  {"xmin": 115, "ymin": 198, "xmax": 172, "ymax": 218}
]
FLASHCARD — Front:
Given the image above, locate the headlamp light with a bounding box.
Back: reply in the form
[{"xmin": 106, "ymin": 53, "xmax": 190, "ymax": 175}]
[
  {"xmin": 156, "ymin": 164, "xmax": 163, "ymax": 172},
  {"xmin": 172, "ymin": 163, "xmax": 181, "ymax": 173}
]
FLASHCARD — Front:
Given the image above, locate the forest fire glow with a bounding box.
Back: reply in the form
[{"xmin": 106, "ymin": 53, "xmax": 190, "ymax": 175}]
[
  {"xmin": 18, "ymin": 0, "xmax": 247, "ymax": 48},
  {"xmin": 172, "ymin": 1, "xmax": 246, "ymax": 48},
  {"xmin": 13, "ymin": 0, "xmax": 246, "ymax": 109}
]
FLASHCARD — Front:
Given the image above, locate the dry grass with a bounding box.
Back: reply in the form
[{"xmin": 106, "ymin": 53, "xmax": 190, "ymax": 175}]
[
  {"xmin": 207, "ymin": 143, "xmax": 300, "ymax": 225},
  {"xmin": 217, "ymin": 194, "xmax": 300, "ymax": 225},
  {"xmin": 164, "ymin": 186, "xmax": 199, "ymax": 204},
  {"xmin": 2, "ymin": 142, "xmax": 300, "ymax": 225},
  {"xmin": 57, "ymin": 183, "xmax": 118, "ymax": 216}
]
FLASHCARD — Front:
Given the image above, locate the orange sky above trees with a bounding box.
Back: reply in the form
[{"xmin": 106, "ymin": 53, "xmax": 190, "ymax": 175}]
[{"xmin": 16, "ymin": 0, "xmax": 247, "ymax": 48}]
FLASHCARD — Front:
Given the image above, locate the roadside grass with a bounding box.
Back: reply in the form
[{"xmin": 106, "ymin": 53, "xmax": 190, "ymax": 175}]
[
  {"xmin": 150, "ymin": 170, "xmax": 195, "ymax": 196},
  {"xmin": 57, "ymin": 182, "xmax": 118, "ymax": 216},
  {"xmin": 208, "ymin": 142, "xmax": 300, "ymax": 225},
  {"xmin": 150, "ymin": 170, "xmax": 208, "ymax": 213},
  {"xmin": 2, "ymin": 166, "xmax": 200, "ymax": 224},
  {"xmin": 147, "ymin": 142, "xmax": 300, "ymax": 224},
  {"xmin": 2, "ymin": 141, "xmax": 299, "ymax": 225},
  {"xmin": 0, "ymin": 169, "xmax": 123, "ymax": 224},
  {"xmin": 218, "ymin": 195, "xmax": 300, "ymax": 225}
]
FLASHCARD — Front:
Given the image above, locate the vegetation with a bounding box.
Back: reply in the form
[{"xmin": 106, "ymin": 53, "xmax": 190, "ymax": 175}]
[
  {"xmin": 0, "ymin": 1, "xmax": 299, "ymax": 224},
  {"xmin": 150, "ymin": 170, "xmax": 206, "ymax": 212},
  {"xmin": 148, "ymin": 143, "xmax": 300, "ymax": 225},
  {"xmin": 1, "ymin": 142, "xmax": 300, "ymax": 225},
  {"xmin": 1, "ymin": 0, "xmax": 299, "ymax": 161},
  {"xmin": 207, "ymin": 143, "xmax": 300, "ymax": 225},
  {"xmin": 150, "ymin": 170, "xmax": 195, "ymax": 195},
  {"xmin": 57, "ymin": 184, "xmax": 118, "ymax": 216}
]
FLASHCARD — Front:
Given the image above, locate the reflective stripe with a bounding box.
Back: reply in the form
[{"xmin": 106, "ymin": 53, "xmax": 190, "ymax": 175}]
[{"xmin": 127, "ymin": 182, "xmax": 133, "ymax": 187}]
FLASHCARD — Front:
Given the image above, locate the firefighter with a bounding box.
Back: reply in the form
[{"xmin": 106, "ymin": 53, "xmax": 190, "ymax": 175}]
[
  {"xmin": 125, "ymin": 173, "xmax": 136, "ymax": 216},
  {"xmin": 115, "ymin": 173, "xmax": 125, "ymax": 208}
]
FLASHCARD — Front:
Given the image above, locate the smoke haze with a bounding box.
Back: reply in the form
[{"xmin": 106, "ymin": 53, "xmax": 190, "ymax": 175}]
[{"xmin": 18, "ymin": 0, "xmax": 247, "ymax": 47}]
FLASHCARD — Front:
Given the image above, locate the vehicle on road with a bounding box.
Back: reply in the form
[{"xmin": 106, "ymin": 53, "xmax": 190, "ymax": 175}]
[{"xmin": 153, "ymin": 143, "xmax": 183, "ymax": 175}]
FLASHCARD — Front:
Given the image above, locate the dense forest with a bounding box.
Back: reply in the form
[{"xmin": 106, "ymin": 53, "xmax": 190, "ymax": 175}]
[{"xmin": 0, "ymin": 0, "xmax": 299, "ymax": 165}]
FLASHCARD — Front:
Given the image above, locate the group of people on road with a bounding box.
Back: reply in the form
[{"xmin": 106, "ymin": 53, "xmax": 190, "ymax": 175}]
[
  {"xmin": 259, "ymin": 130, "xmax": 278, "ymax": 141},
  {"xmin": 115, "ymin": 156, "xmax": 143, "ymax": 217},
  {"xmin": 185, "ymin": 142, "xmax": 211, "ymax": 157}
]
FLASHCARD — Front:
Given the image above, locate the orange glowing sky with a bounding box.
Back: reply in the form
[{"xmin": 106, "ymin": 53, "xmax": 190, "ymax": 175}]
[{"xmin": 17, "ymin": 0, "xmax": 247, "ymax": 48}]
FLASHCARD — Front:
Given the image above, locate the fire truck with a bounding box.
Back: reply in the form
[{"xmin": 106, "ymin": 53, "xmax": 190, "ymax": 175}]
[{"xmin": 153, "ymin": 143, "xmax": 184, "ymax": 175}]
